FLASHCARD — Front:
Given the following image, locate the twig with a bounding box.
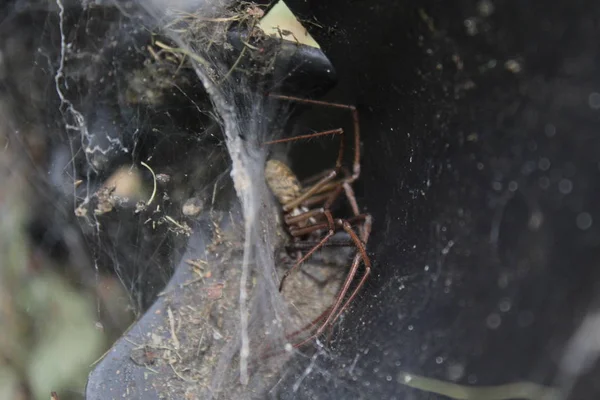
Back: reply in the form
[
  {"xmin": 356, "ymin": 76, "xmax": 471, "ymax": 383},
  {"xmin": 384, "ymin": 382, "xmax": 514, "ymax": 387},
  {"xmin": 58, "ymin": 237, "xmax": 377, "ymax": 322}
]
[
  {"xmin": 196, "ymin": 332, "xmax": 205, "ymax": 357},
  {"xmin": 186, "ymin": 258, "xmax": 208, "ymax": 270},
  {"xmin": 170, "ymin": 363, "xmax": 197, "ymax": 382},
  {"xmin": 141, "ymin": 161, "xmax": 157, "ymax": 205},
  {"xmin": 124, "ymin": 337, "xmax": 143, "ymax": 348},
  {"xmin": 168, "ymin": 307, "xmax": 181, "ymax": 350},
  {"xmin": 144, "ymin": 366, "xmax": 159, "ymax": 374},
  {"xmin": 164, "ymin": 215, "xmax": 188, "ymax": 231}
]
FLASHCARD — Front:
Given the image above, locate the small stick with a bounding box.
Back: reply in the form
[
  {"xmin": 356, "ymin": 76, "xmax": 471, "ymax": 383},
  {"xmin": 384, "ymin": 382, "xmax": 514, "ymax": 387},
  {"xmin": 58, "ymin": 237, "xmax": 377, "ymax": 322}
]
[
  {"xmin": 168, "ymin": 307, "xmax": 180, "ymax": 350},
  {"xmin": 140, "ymin": 161, "xmax": 157, "ymax": 205}
]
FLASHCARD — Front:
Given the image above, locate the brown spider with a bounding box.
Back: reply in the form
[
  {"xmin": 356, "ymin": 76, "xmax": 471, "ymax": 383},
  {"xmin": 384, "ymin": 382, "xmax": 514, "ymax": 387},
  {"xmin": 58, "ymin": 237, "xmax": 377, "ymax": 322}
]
[{"xmin": 264, "ymin": 94, "xmax": 372, "ymax": 348}]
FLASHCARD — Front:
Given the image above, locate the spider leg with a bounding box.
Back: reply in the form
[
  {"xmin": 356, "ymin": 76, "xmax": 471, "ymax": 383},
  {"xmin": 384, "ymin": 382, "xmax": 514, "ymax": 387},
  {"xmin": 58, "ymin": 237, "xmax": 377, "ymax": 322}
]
[
  {"xmin": 285, "ymin": 181, "xmax": 343, "ymax": 217},
  {"xmin": 279, "ymin": 210, "xmax": 336, "ymax": 292},
  {"xmin": 264, "ymin": 128, "xmax": 345, "ymax": 172},
  {"xmin": 256, "ymin": 306, "xmax": 332, "ymax": 360},
  {"xmin": 286, "ymin": 240, "xmax": 355, "ymax": 250},
  {"xmin": 284, "ymin": 185, "xmax": 343, "ymax": 228},
  {"xmin": 342, "ymin": 182, "xmax": 360, "ymax": 217},
  {"xmin": 301, "ymin": 192, "xmax": 335, "ymax": 208},
  {"xmin": 330, "ymin": 215, "xmax": 372, "ymax": 325},
  {"xmin": 291, "ymin": 219, "xmax": 371, "ymax": 348},
  {"xmin": 301, "ymin": 167, "xmax": 350, "ymax": 191},
  {"xmin": 264, "ymin": 128, "xmax": 343, "ymax": 145},
  {"xmin": 341, "ymin": 181, "xmax": 367, "ymax": 238},
  {"xmin": 282, "ymin": 170, "xmax": 337, "ymax": 212},
  {"xmin": 280, "ymin": 217, "xmax": 371, "ymax": 349},
  {"xmin": 284, "ymin": 207, "xmax": 327, "ymax": 226},
  {"xmin": 299, "ymin": 265, "xmax": 344, "ymax": 288},
  {"xmin": 265, "ymin": 94, "xmax": 369, "ymax": 349},
  {"xmin": 289, "ymin": 213, "xmax": 369, "ymax": 238},
  {"xmin": 286, "ymin": 305, "xmax": 332, "ymax": 340},
  {"xmin": 268, "ymin": 93, "xmax": 361, "ymax": 182},
  {"xmin": 301, "ymin": 169, "xmax": 337, "ymax": 187}
]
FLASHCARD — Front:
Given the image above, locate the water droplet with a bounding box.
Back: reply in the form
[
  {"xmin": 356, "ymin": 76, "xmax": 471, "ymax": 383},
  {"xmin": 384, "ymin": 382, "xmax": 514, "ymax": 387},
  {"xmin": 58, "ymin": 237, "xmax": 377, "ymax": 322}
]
[
  {"xmin": 486, "ymin": 313, "xmax": 501, "ymax": 329},
  {"xmin": 448, "ymin": 363, "xmax": 465, "ymax": 381},
  {"xmin": 436, "ymin": 356, "xmax": 444, "ymax": 364},
  {"xmin": 464, "ymin": 19, "xmax": 478, "ymax": 36},
  {"xmin": 499, "ymin": 298, "xmax": 512, "ymax": 312},
  {"xmin": 538, "ymin": 158, "xmax": 551, "ymax": 171},
  {"xmin": 528, "ymin": 211, "xmax": 544, "ymax": 231},
  {"xmin": 558, "ymin": 179, "xmax": 573, "ymax": 194},
  {"xmin": 478, "ymin": 0, "xmax": 495, "ymax": 16},
  {"xmin": 505, "ymin": 59, "xmax": 522, "ymax": 73},
  {"xmin": 589, "ymin": 92, "xmax": 600, "ymax": 109},
  {"xmin": 576, "ymin": 212, "xmax": 593, "ymax": 230}
]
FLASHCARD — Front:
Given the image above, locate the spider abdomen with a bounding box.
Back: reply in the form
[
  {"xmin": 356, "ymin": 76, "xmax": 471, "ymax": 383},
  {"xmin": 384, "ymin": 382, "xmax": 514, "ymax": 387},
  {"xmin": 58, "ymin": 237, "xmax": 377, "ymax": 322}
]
[{"xmin": 265, "ymin": 159, "xmax": 302, "ymax": 206}]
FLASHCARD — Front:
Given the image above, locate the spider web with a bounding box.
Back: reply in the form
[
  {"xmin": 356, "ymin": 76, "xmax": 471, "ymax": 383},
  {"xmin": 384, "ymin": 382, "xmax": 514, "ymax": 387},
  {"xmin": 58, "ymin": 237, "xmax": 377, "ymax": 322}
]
[{"xmin": 44, "ymin": 0, "xmax": 341, "ymax": 396}]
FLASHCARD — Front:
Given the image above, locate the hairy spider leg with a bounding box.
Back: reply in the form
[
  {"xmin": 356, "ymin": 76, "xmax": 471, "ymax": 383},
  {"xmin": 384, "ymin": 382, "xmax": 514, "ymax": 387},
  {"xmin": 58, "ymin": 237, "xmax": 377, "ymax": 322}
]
[
  {"xmin": 282, "ymin": 214, "xmax": 371, "ymax": 342},
  {"xmin": 288, "ymin": 212, "xmax": 368, "ymax": 237},
  {"xmin": 264, "ymin": 127, "xmax": 347, "ymax": 291},
  {"xmin": 260, "ymin": 219, "xmax": 369, "ymax": 356},
  {"xmin": 265, "ymin": 128, "xmax": 345, "ymax": 171},
  {"xmin": 268, "ymin": 93, "xmax": 361, "ymax": 182},
  {"xmin": 302, "ymin": 179, "xmax": 365, "ymax": 237},
  {"xmin": 278, "ymin": 210, "xmax": 336, "ymax": 291},
  {"xmin": 296, "ymin": 168, "xmax": 366, "ymax": 237},
  {"xmin": 283, "ymin": 183, "xmax": 343, "ymax": 227},
  {"xmin": 264, "ymin": 128, "xmax": 344, "ymax": 212},
  {"xmin": 291, "ymin": 218, "xmax": 371, "ymax": 348},
  {"xmin": 330, "ymin": 215, "xmax": 372, "ymax": 325}
]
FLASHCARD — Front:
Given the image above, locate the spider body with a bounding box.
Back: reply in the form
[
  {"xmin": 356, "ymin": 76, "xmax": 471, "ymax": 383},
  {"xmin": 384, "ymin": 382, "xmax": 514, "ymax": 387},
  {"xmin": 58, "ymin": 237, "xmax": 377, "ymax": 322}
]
[
  {"xmin": 265, "ymin": 159, "xmax": 302, "ymax": 206},
  {"xmin": 264, "ymin": 94, "xmax": 372, "ymax": 348}
]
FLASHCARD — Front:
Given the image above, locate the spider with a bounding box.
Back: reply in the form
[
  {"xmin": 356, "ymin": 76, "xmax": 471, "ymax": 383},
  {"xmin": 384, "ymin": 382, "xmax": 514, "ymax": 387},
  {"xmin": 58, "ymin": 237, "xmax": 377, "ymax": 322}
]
[{"xmin": 264, "ymin": 94, "xmax": 372, "ymax": 348}]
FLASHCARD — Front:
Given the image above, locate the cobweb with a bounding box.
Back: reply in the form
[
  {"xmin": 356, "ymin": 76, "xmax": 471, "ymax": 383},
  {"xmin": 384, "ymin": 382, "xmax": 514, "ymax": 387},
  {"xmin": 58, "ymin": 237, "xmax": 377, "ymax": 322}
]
[{"xmin": 48, "ymin": 0, "xmax": 333, "ymax": 396}]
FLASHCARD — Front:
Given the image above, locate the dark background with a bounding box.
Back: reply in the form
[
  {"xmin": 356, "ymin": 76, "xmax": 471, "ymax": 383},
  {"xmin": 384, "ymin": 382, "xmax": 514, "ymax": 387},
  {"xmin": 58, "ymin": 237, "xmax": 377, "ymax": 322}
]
[{"xmin": 273, "ymin": 0, "xmax": 600, "ymax": 398}]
